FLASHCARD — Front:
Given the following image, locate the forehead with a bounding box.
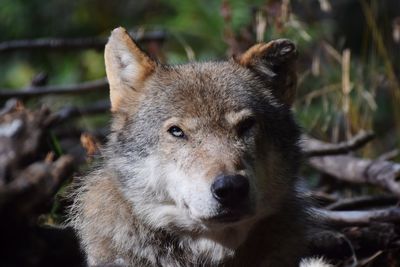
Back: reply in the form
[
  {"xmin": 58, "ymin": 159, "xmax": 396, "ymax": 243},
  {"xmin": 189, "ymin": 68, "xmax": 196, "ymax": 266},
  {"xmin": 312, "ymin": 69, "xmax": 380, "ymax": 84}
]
[{"xmin": 145, "ymin": 62, "xmax": 267, "ymax": 119}]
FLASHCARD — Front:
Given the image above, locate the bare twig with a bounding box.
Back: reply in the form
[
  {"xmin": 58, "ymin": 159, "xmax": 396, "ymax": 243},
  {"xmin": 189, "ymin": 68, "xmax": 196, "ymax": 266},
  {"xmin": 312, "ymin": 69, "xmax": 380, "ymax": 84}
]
[
  {"xmin": 318, "ymin": 207, "xmax": 400, "ymax": 226},
  {"xmin": 0, "ymin": 30, "xmax": 166, "ymax": 53},
  {"xmin": 358, "ymin": 251, "xmax": 383, "ymax": 266},
  {"xmin": 49, "ymin": 100, "xmax": 110, "ymax": 125},
  {"xmin": 326, "ymin": 195, "xmax": 399, "ymax": 211},
  {"xmin": 0, "ymin": 78, "xmax": 108, "ymax": 100},
  {"xmin": 321, "ymin": 41, "xmax": 342, "ymax": 64},
  {"xmin": 307, "ymin": 190, "xmax": 339, "ymax": 205},
  {"xmin": 302, "ymin": 131, "xmax": 375, "ymax": 157},
  {"xmin": 377, "ymin": 149, "xmax": 399, "ymax": 161},
  {"xmin": 0, "ymin": 99, "xmax": 20, "ymax": 116}
]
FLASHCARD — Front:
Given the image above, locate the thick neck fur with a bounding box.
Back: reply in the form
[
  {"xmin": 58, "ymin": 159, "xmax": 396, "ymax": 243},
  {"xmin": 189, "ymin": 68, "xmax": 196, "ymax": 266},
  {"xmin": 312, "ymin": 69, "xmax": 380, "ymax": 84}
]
[{"xmin": 69, "ymin": 167, "xmax": 308, "ymax": 267}]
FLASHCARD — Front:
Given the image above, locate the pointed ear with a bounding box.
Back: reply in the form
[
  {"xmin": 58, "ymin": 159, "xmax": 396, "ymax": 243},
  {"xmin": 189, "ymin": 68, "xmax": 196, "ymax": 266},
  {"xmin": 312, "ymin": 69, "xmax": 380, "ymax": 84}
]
[
  {"xmin": 105, "ymin": 27, "xmax": 156, "ymax": 112},
  {"xmin": 235, "ymin": 39, "xmax": 298, "ymax": 106}
]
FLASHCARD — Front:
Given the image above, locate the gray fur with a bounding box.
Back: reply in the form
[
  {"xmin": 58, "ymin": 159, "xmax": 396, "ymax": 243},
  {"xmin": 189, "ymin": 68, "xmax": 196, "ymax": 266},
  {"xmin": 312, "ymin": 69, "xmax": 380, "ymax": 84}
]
[{"xmin": 69, "ymin": 28, "xmax": 324, "ymax": 267}]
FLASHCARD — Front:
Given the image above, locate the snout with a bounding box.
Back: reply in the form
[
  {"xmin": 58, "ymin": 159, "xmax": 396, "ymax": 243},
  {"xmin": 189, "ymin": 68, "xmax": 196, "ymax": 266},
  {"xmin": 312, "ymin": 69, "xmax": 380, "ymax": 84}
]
[{"xmin": 211, "ymin": 174, "xmax": 249, "ymax": 207}]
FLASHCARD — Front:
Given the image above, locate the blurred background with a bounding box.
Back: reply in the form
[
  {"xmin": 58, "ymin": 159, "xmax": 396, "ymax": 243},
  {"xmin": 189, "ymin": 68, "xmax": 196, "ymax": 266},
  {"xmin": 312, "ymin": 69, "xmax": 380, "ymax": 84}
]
[
  {"xmin": 1, "ymin": 0, "xmax": 400, "ymax": 152},
  {"xmin": 1, "ymin": 0, "xmax": 400, "ymax": 266}
]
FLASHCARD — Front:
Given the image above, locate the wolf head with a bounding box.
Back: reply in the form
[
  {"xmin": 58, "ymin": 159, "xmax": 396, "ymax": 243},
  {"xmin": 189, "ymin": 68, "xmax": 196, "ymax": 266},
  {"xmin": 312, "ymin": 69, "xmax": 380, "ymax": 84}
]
[{"xmin": 104, "ymin": 27, "xmax": 301, "ymax": 240}]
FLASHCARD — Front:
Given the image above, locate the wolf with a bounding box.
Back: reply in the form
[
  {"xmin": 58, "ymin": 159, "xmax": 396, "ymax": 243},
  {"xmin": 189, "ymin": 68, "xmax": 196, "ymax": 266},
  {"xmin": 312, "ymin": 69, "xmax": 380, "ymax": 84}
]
[{"xmin": 69, "ymin": 27, "xmax": 330, "ymax": 267}]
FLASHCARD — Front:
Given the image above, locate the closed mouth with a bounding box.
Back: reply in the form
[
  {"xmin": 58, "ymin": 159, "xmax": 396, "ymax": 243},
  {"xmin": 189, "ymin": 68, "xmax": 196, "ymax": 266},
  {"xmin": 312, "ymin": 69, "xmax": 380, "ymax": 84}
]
[
  {"xmin": 206, "ymin": 209, "xmax": 252, "ymax": 224},
  {"xmin": 211, "ymin": 213, "xmax": 243, "ymax": 223}
]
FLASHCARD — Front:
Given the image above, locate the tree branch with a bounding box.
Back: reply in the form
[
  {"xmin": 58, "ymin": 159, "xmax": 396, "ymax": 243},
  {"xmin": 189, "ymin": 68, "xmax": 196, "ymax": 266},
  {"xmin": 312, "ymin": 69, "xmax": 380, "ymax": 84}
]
[
  {"xmin": 302, "ymin": 131, "xmax": 375, "ymax": 157},
  {"xmin": 0, "ymin": 78, "xmax": 108, "ymax": 100},
  {"xmin": 0, "ymin": 30, "xmax": 166, "ymax": 53},
  {"xmin": 318, "ymin": 207, "xmax": 400, "ymax": 226},
  {"xmin": 308, "ymin": 154, "xmax": 400, "ymax": 196},
  {"xmin": 325, "ymin": 195, "xmax": 399, "ymax": 211},
  {"xmin": 49, "ymin": 100, "xmax": 110, "ymax": 125}
]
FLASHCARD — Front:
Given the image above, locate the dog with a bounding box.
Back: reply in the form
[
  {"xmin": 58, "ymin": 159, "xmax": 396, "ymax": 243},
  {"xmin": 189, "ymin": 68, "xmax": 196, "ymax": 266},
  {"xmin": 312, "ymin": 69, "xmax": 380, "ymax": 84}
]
[{"xmin": 69, "ymin": 27, "xmax": 330, "ymax": 267}]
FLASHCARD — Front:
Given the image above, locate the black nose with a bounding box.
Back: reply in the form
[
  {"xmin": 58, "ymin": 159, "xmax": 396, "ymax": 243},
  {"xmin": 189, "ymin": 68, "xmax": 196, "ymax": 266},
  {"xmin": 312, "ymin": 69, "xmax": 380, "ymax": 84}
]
[{"xmin": 211, "ymin": 175, "xmax": 249, "ymax": 206}]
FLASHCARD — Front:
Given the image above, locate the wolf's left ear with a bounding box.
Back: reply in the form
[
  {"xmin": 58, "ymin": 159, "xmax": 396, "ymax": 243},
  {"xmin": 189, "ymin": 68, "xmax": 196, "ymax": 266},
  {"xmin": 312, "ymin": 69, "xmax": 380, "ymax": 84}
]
[
  {"xmin": 105, "ymin": 27, "xmax": 156, "ymax": 112},
  {"xmin": 235, "ymin": 39, "xmax": 298, "ymax": 106}
]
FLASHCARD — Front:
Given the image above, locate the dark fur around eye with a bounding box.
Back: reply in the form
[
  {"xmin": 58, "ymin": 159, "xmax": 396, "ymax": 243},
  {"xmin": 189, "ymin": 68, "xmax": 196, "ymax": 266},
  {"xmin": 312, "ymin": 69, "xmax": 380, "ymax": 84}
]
[{"xmin": 237, "ymin": 118, "xmax": 256, "ymax": 137}]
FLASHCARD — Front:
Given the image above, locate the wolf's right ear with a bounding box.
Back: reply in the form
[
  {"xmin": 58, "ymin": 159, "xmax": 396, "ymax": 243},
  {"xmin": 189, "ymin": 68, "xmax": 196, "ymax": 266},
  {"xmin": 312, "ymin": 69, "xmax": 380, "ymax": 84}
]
[
  {"xmin": 105, "ymin": 27, "xmax": 156, "ymax": 112},
  {"xmin": 235, "ymin": 39, "xmax": 298, "ymax": 106}
]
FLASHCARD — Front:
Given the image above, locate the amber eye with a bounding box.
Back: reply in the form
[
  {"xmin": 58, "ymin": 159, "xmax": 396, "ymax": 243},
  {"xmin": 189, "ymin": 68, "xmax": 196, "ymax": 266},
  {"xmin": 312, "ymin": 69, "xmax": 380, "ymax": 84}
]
[
  {"xmin": 168, "ymin": 126, "xmax": 185, "ymax": 138},
  {"xmin": 237, "ymin": 118, "xmax": 256, "ymax": 137}
]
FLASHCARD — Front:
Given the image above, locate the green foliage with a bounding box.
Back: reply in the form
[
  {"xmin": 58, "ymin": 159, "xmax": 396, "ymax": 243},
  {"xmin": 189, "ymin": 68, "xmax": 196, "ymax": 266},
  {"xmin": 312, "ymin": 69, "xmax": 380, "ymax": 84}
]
[
  {"xmin": 0, "ymin": 0, "xmax": 399, "ymax": 155},
  {"xmin": 2, "ymin": 60, "xmax": 35, "ymax": 88},
  {"xmin": 49, "ymin": 131, "xmax": 63, "ymax": 156}
]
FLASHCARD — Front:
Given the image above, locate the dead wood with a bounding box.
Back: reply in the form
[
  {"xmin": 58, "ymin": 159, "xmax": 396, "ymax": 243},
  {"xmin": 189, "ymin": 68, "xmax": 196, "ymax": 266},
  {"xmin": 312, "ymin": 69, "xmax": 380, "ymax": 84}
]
[
  {"xmin": 308, "ymin": 221, "xmax": 400, "ymax": 266},
  {"xmin": 302, "ymin": 131, "xmax": 375, "ymax": 157},
  {"xmin": 0, "ymin": 155, "xmax": 74, "ymax": 214},
  {"xmin": 343, "ymin": 223, "xmax": 399, "ymax": 252},
  {"xmin": 0, "ymin": 103, "xmax": 75, "ymax": 214},
  {"xmin": 0, "ymin": 103, "xmax": 79, "ymax": 267},
  {"xmin": 0, "ymin": 102, "xmax": 53, "ymax": 182},
  {"xmin": 326, "ymin": 195, "xmax": 399, "ymax": 211},
  {"xmin": 308, "ymin": 154, "xmax": 400, "ymax": 197},
  {"xmin": 50, "ymin": 100, "xmax": 110, "ymax": 125},
  {"xmin": 302, "ymin": 130, "xmax": 400, "ymax": 197},
  {"xmin": 377, "ymin": 149, "xmax": 399, "ymax": 161},
  {"xmin": 0, "ymin": 78, "xmax": 108, "ymax": 100},
  {"xmin": 307, "ymin": 190, "xmax": 339, "ymax": 206},
  {"xmin": 318, "ymin": 207, "xmax": 400, "ymax": 226},
  {"xmin": 308, "ymin": 230, "xmax": 355, "ymax": 265},
  {"xmin": 0, "ymin": 30, "xmax": 166, "ymax": 53}
]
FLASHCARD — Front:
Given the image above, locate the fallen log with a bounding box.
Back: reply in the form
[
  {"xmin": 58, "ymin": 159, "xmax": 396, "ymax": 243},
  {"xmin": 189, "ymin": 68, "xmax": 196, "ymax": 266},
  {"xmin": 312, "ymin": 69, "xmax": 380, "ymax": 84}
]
[
  {"xmin": 309, "ymin": 155, "xmax": 400, "ymax": 197},
  {"xmin": 302, "ymin": 131, "xmax": 400, "ymax": 197}
]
